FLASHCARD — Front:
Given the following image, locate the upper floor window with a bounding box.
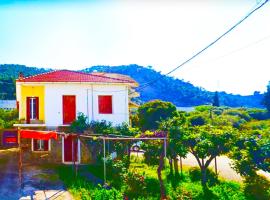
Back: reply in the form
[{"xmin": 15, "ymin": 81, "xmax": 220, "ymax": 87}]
[
  {"xmin": 26, "ymin": 97, "xmax": 39, "ymax": 123},
  {"xmin": 98, "ymin": 95, "xmax": 112, "ymax": 114}
]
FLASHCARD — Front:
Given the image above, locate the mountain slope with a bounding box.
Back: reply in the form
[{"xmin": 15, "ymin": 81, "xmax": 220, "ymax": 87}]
[
  {"xmin": 0, "ymin": 64, "xmax": 51, "ymax": 99},
  {"xmin": 0, "ymin": 64, "xmax": 264, "ymax": 108},
  {"xmin": 83, "ymin": 65, "xmax": 264, "ymax": 108}
]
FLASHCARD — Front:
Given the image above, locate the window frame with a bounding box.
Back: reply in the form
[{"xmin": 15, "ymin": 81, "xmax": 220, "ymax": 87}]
[
  {"xmin": 30, "ymin": 97, "xmax": 37, "ymax": 120},
  {"xmin": 98, "ymin": 95, "xmax": 113, "ymax": 114},
  {"xmin": 26, "ymin": 96, "xmax": 39, "ymax": 123},
  {"xmin": 32, "ymin": 139, "xmax": 51, "ymax": 152}
]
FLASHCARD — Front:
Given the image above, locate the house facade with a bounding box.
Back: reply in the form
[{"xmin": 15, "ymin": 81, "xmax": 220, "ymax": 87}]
[
  {"xmin": 13, "ymin": 70, "xmax": 138, "ymax": 164},
  {"xmin": 15, "ymin": 70, "xmax": 138, "ymax": 127}
]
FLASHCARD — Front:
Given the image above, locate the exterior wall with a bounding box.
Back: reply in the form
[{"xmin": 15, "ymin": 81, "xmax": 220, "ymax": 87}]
[
  {"xmin": 19, "ymin": 85, "xmax": 45, "ymax": 121},
  {"xmin": 45, "ymin": 83, "xmax": 129, "ymax": 126},
  {"xmin": 19, "ymin": 135, "xmax": 92, "ymax": 165}
]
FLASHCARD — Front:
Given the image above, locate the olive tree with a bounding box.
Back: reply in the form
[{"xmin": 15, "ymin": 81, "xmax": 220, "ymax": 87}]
[{"xmin": 136, "ymin": 100, "xmax": 178, "ymax": 131}]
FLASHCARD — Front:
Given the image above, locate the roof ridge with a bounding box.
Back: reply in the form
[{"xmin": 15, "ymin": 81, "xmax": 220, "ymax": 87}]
[
  {"xmin": 70, "ymin": 70, "xmax": 134, "ymax": 83},
  {"xmin": 87, "ymin": 72, "xmax": 134, "ymax": 83}
]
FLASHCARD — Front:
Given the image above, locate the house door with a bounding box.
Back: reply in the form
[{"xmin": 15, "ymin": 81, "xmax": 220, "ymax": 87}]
[
  {"xmin": 63, "ymin": 135, "xmax": 79, "ymax": 163},
  {"xmin": 62, "ymin": 95, "xmax": 76, "ymax": 124}
]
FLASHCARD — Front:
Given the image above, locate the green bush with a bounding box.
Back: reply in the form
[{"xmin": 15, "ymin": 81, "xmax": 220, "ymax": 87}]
[
  {"xmin": 244, "ymin": 175, "xmax": 270, "ymax": 200},
  {"xmin": 170, "ymin": 182, "xmax": 204, "ymax": 200},
  {"xmin": 211, "ymin": 181, "xmax": 246, "ymax": 200},
  {"xmin": 188, "ymin": 167, "xmax": 219, "ymax": 186},
  {"xmin": 189, "ymin": 114, "xmax": 208, "ymax": 126},
  {"xmin": 144, "ymin": 177, "xmax": 160, "ymax": 197},
  {"xmin": 123, "ymin": 170, "xmax": 146, "ymax": 198}
]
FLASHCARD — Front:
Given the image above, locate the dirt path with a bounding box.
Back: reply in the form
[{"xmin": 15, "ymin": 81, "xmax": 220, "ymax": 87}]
[{"xmin": 0, "ymin": 149, "xmax": 73, "ymax": 200}]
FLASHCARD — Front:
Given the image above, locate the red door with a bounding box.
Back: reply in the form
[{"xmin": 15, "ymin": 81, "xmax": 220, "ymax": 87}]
[
  {"xmin": 63, "ymin": 95, "xmax": 76, "ymax": 124},
  {"xmin": 64, "ymin": 135, "xmax": 78, "ymax": 162}
]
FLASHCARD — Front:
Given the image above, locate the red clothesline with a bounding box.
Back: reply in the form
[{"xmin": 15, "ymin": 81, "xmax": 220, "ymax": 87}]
[{"xmin": 19, "ymin": 130, "xmax": 58, "ymax": 140}]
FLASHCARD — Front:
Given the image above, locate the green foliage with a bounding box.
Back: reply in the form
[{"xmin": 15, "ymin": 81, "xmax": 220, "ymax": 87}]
[
  {"xmin": 231, "ymin": 120, "xmax": 270, "ymax": 176},
  {"xmin": 69, "ymin": 113, "xmax": 88, "ymax": 134},
  {"xmin": 136, "ymin": 100, "xmax": 178, "ymax": 131},
  {"xmin": 195, "ymin": 105, "xmax": 213, "ymax": 112},
  {"xmin": 0, "ymin": 64, "xmax": 50, "ymax": 99},
  {"xmin": 0, "ymin": 109, "xmax": 18, "ymax": 128},
  {"xmin": 243, "ymin": 175, "xmax": 270, "ymax": 200},
  {"xmin": 211, "ymin": 181, "xmax": 246, "ymax": 200},
  {"xmin": 262, "ymin": 81, "xmax": 270, "ymax": 112},
  {"xmin": 57, "ymin": 165, "xmax": 123, "ymax": 200},
  {"xmin": 123, "ymin": 170, "xmax": 147, "ymax": 198},
  {"xmin": 189, "ymin": 113, "xmax": 209, "ymax": 126},
  {"xmin": 188, "ymin": 167, "xmax": 219, "ymax": 186},
  {"xmin": 248, "ymin": 108, "xmax": 270, "ymax": 120}
]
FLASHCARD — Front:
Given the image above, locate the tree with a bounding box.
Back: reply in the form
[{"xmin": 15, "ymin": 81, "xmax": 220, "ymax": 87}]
[
  {"xmin": 160, "ymin": 114, "xmax": 189, "ymax": 177},
  {"xmin": 185, "ymin": 125, "xmax": 236, "ymax": 187},
  {"xmin": 140, "ymin": 131, "xmax": 167, "ymax": 199},
  {"xmin": 262, "ymin": 81, "xmax": 270, "ymax": 112},
  {"xmin": 213, "ymin": 91, "xmax": 220, "ymax": 107},
  {"xmin": 231, "ymin": 120, "xmax": 270, "ymax": 177},
  {"xmin": 136, "ymin": 100, "xmax": 178, "ymax": 131},
  {"xmin": 180, "ymin": 112, "xmax": 237, "ymax": 188}
]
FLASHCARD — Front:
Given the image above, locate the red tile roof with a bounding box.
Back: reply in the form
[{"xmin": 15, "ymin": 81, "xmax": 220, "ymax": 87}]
[{"xmin": 17, "ymin": 70, "xmax": 136, "ymax": 85}]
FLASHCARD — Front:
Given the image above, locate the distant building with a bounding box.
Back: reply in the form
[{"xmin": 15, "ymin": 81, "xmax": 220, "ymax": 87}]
[{"xmin": 0, "ymin": 100, "xmax": 16, "ymax": 110}]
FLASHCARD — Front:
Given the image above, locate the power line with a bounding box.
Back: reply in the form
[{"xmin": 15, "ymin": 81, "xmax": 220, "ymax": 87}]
[
  {"xmin": 186, "ymin": 33, "xmax": 270, "ymax": 69},
  {"xmin": 74, "ymin": 0, "xmax": 269, "ymax": 95},
  {"xmin": 135, "ymin": 0, "xmax": 269, "ymax": 93}
]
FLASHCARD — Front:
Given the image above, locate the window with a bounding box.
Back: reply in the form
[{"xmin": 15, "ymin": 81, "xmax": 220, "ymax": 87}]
[
  {"xmin": 26, "ymin": 97, "xmax": 39, "ymax": 123},
  {"xmin": 98, "ymin": 95, "xmax": 112, "ymax": 114},
  {"xmin": 32, "ymin": 139, "xmax": 49, "ymax": 151}
]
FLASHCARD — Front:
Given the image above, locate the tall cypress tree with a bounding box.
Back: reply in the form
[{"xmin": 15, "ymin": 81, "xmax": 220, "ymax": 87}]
[
  {"xmin": 213, "ymin": 91, "xmax": 220, "ymax": 107},
  {"xmin": 262, "ymin": 82, "xmax": 270, "ymax": 112}
]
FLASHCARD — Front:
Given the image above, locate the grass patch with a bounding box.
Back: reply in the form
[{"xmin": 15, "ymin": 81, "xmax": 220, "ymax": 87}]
[{"xmin": 56, "ymin": 160, "xmax": 258, "ymax": 200}]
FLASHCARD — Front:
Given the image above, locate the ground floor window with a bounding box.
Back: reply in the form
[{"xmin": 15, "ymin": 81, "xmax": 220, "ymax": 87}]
[{"xmin": 32, "ymin": 139, "xmax": 50, "ymax": 151}]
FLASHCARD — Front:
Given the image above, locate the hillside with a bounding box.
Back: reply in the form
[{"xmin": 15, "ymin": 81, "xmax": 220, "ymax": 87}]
[
  {"xmin": 0, "ymin": 64, "xmax": 264, "ymax": 108},
  {"xmin": 83, "ymin": 65, "xmax": 264, "ymax": 108}
]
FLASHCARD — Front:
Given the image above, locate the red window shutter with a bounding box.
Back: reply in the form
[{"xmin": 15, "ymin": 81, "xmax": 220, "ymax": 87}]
[
  {"xmin": 35, "ymin": 97, "xmax": 39, "ymax": 120},
  {"xmin": 33, "ymin": 139, "xmax": 38, "ymax": 151},
  {"xmin": 26, "ymin": 97, "xmax": 31, "ymax": 124},
  {"xmin": 44, "ymin": 140, "xmax": 49, "ymax": 151},
  {"xmin": 98, "ymin": 96, "xmax": 112, "ymax": 114}
]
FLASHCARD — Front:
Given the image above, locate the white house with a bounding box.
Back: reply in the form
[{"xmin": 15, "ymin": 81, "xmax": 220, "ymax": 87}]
[{"xmin": 15, "ymin": 70, "xmax": 138, "ymax": 128}]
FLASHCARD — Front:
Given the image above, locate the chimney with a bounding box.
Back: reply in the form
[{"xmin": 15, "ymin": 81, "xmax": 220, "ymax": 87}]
[{"xmin": 18, "ymin": 72, "xmax": 24, "ymax": 80}]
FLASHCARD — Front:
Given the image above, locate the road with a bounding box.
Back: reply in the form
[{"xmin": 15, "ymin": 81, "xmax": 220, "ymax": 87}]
[{"xmin": 0, "ymin": 149, "xmax": 73, "ymax": 200}]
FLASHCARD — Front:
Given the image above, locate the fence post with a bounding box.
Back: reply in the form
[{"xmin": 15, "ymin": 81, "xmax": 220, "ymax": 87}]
[{"xmin": 103, "ymin": 138, "xmax": 106, "ymax": 185}]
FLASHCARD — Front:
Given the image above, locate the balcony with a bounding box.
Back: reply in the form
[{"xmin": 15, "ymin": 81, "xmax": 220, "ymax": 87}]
[{"xmin": 13, "ymin": 119, "xmax": 46, "ymax": 128}]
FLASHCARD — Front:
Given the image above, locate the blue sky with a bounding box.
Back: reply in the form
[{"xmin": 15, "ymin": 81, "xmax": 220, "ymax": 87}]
[{"xmin": 0, "ymin": 0, "xmax": 270, "ymax": 95}]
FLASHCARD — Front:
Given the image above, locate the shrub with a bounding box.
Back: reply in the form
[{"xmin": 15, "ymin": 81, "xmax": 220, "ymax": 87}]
[
  {"xmin": 244, "ymin": 175, "xmax": 270, "ymax": 200},
  {"xmin": 211, "ymin": 181, "xmax": 246, "ymax": 200},
  {"xmin": 170, "ymin": 182, "xmax": 204, "ymax": 200},
  {"xmin": 123, "ymin": 170, "xmax": 146, "ymax": 198},
  {"xmin": 189, "ymin": 114, "xmax": 208, "ymax": 126},
  {"xmin": 248, "ymin": 109, "xmax": 270, "ymax": 120},
  {"xmin": 144, "ymin": 177, "xmax": 160, "ymax": 197},
  {"xmin": 188, "ymin": 167, "xmax": 219, "ymax": 186}
]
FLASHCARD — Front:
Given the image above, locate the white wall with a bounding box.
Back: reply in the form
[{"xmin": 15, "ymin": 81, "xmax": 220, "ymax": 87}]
[{"xmin": 45, "ymin": 83, "xmax": 129, "ymax": 126}]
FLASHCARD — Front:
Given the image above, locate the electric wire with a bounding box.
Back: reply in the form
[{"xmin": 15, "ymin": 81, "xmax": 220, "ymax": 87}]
[{"xmin": 87, "ymin": 0, "xmax": 269, "ymax": 94}]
